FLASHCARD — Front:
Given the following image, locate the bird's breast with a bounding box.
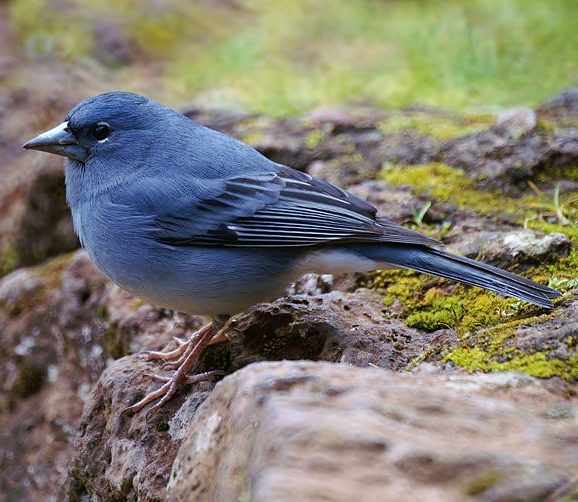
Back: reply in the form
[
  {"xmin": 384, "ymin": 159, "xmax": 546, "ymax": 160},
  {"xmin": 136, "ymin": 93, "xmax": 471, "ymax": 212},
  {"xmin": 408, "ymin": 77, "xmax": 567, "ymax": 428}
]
[{"xmin": 70, "ymin": 200, "xmax": 310, "ymax": 316}]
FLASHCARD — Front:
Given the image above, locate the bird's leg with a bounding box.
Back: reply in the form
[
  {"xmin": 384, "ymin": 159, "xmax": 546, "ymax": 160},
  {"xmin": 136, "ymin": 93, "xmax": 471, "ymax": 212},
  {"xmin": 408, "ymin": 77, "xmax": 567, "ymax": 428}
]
[
  {"xmin": 142, "ymin": 328, "xmax": 229, "ymax": 366},
  {"xmin": 140, "ymin": 336, "xmax": 190, "ymax": 362},
  {"xmin": 157, "ymin": 329, "xmax": 230, "ymax": 370},
  {"xmin": 123, "ymin": 317, "xmax": 228, "ymax": 415}
]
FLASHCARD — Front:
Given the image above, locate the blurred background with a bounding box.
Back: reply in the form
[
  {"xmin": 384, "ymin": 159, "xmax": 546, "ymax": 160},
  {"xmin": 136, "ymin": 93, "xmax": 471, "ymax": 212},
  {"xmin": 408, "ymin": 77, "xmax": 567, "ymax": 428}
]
[{"xmin": 2, "ymin": 0, "xmax": 577, "ymax": 118}]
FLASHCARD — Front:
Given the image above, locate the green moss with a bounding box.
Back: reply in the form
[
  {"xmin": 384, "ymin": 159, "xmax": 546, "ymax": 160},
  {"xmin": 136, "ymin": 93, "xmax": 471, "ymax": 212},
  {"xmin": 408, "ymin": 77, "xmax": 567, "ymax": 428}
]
[
  {"xmin": 406, "ymin": 294, "xmax": 464, "ymax": 331},
  {"xmin": 381, "ymin": 162, "xmax": 578, "ymax": 241},
  {"xmin": 304, "ymin": 128, "xmax": 326, "ymax": 150},
  {"xmin": 368, "ymin": 267, "xmax": 524, "ymax": 334},
  {"xmin": 447, "ymin": 345, "xmax": 578, "ymax": 380},
  {"xmin": 465, "ymin": 470, "xmax": 505, "ymax": 496},
  {"xmin": 537, "ymin": 163, "xmax": 578, "ymax": 183},
  {"xmin": 445, "ymin": 314, "xmax": 578, "ymax": 381},
  {"xmin": 369, "ymin": 269, "xmax": 430, "ymax": 307},
  {"xmin": 0, "ymin": 253, "xmax": 75, "ymax": 316},
  {"xmin": 378, "ymin": 111, "xmax": 495, "ymax": 141},
  {"xmin": 0, "ymin": 243, "xmax": 19, "ymax": 277},
  {"xmin": 406, "ymin": 311, "xmax": 452, "ymax": 332},
  {"xmin": 371, "ymin": 156, "xmax": 576, "ymax": 381},
  {"xmin": 381, "ymin": 162, "xmax": 518, "ymax": 214},
  {"xmin": 534, "ymin": 243, "xmax": 578, "ymax": 291},
  {"xmin": 504, "ymin": 352, "xmax": 577, "ymax": 378},
  {"xmin": 367, "ymin": 262, "xmax": 576, "ymax": 380}
]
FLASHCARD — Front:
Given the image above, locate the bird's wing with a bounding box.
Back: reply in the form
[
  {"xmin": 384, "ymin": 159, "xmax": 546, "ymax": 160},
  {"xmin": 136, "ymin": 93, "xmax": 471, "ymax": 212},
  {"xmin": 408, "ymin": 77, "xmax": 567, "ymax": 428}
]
[{"xmin": 150, "ymin": 165, "xmax": 440, "ymax": 248}]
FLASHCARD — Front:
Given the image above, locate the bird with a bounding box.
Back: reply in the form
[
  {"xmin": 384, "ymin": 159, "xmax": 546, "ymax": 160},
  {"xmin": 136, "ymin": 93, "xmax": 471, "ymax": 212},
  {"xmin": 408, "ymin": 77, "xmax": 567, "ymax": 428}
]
[{"xmin": 23, "ymin": 91, "xmax": 561, "ymax": 413}]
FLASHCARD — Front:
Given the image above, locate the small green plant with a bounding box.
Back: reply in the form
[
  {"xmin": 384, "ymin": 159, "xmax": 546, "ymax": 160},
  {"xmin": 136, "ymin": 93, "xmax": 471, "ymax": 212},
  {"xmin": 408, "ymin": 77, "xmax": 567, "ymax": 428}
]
[
  {"xmin": 525, "ymin": 181, "xmax": 578, "ymax": 228},
  {"xmin": 552, "ymin": 182, "xmax": 578, "ymax": 227},
  {"xmin": 548, "ymin": 277, "xmax": 578, "ymax": 290},
  {"xmin": 409, "ymin": 201, "xmax": 432, "ymax": 227}
]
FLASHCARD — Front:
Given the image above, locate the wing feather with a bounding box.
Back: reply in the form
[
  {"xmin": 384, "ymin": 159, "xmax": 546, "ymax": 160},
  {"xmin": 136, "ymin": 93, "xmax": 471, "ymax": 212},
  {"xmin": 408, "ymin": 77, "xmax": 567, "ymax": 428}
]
[{"xmin": 154, "ymin": 165, "xmax": 439, "ymax": 248}]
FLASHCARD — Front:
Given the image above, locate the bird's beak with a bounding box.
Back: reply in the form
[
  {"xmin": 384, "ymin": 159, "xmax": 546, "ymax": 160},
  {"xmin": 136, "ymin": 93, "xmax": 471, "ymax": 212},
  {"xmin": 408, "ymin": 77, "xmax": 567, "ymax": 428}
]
[{"xmin": 23, "ymin": 122, "xmax": 88, "ymax": 162}]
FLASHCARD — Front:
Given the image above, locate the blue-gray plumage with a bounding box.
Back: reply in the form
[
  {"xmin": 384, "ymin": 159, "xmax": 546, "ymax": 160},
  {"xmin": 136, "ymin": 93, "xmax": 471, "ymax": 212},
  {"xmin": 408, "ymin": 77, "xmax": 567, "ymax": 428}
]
[{"xmin": 23, "ymin": 91, "xmax": 561, "ymax": 412}]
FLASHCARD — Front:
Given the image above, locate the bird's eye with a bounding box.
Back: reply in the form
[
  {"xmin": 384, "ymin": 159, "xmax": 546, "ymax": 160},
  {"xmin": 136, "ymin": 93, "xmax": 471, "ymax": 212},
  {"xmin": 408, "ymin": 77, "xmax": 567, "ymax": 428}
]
[{"xmin": 91, "ymin": 122, "xmax": 112, "ymax": 141}]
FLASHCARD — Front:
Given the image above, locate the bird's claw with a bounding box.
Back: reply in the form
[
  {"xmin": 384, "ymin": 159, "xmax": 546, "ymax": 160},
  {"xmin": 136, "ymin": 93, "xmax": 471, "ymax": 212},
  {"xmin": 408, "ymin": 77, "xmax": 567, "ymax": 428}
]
[
  {"xmin": 123, "ymin": 320, "xmax": 226, "ymax": 415},
  {"xmin": 140, "ymin": 336, "xmax": 189, "ymax": 362},
  {"xmin": 123, "ymin": 369, "xmax": 224, "ymax": 415}
]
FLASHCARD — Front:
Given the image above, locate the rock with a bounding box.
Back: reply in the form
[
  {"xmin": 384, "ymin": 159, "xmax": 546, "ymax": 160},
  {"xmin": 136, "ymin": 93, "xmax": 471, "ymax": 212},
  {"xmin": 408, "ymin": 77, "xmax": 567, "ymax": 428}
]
[
  {"xmin": 537, "ymin": 88, "xmax": 578, "ymax": 119},
  {"xmin": 440, "ymin": 129, "xmax": 542, "ymax": 191},
  {"xmin": 493, "ymin": 107, "xmax": 537, "ymax": 138},
  {"xmin": 302, "ymin": 105, "xmax": 387, "ymax": 132},
  {"xmin": 168, "ymin": 361, "xmax": 577, "ymax": 502},
  {"xmin": 0, "ymin": 159, "xmax": 78, "ymax": 277},
  {"xmin": 446, "ymin": 227, "xmax": 571, "ymax": 268},
  {"xmin": 66, "ymin": 290, "xmax": 457, "ymax": 501},
  {"xmin": 440, "ymin": 115, "xmax": 578, "ymax": 193},
  {"xmin": 0, "ymin": 250, "xmax": 198, "ymax": 501},
  {"xmin": 377, "ymin": 129, "xmax": 438, "ymax": 165},
  {"xmin": 0, "ymin": 79, "xmax": 89, "ymax": 277},
  {"xmin": 64, "ymin": 292, "xmax": 578, "ymax": 501},
  {"xmin": 346, "ymin": 180, "xmax": 432, "ymax": 223},
  {"xmin": 67, "ymin": 355, "xmax": 215, "ymax": 502},
  {"xmin": 223, "ymin": 291, "xmax": 455, "ymax": 372},
  {"xmin": 0, "ymin": 250, "xmax": 109, "ymax": 500}
]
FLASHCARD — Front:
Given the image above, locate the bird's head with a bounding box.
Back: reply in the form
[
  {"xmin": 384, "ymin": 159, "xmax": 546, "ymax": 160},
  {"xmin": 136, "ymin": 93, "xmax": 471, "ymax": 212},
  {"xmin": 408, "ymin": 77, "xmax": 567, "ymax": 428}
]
[
  {"xmin": 22, "ymin": 91, "xmax": 196, "ymax": 205},
  {"xmin": 23, "ymin": 91, "xmax": 170, "ymax": 164}
]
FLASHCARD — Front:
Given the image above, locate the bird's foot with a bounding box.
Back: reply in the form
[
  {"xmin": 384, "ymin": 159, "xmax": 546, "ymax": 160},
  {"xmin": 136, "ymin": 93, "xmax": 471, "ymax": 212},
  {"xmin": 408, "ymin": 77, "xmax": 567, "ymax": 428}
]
[
  {"xmin": 123, "ymin": 369, "xmax": 225, "ymax": 415},
  {"xmin": 123, "ymin": 320, "xmax": 227, "ymax": 415},
  {"xmin": 140, "ymin": 336, "xmax": 190, "ymax": 362},
  {"xmin": 142, "ymin": 330, "xmax": 229, "ymax": 369}
]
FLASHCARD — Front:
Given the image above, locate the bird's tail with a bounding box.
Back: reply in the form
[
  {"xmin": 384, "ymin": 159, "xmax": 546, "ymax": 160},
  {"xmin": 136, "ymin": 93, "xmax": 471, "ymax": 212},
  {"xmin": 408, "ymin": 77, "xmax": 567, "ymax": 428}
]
[{"xmin": 354, "ymin": 244, "xmax": 561, "ymax": 309}]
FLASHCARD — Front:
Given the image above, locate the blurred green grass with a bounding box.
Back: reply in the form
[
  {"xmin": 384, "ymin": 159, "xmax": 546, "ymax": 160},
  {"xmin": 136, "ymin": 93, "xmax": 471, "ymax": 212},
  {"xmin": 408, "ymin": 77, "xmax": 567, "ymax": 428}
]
[{"xmin": 9, "ymin": 0, "xmax": 578, "ymax": 115}]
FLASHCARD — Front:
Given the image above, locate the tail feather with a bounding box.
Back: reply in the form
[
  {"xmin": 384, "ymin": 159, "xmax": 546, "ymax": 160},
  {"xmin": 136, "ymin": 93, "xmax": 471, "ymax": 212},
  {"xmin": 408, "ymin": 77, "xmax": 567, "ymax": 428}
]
[{"xmin": 356, "ymin": 244, "xmax": 561, "ymax": 308}]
